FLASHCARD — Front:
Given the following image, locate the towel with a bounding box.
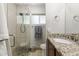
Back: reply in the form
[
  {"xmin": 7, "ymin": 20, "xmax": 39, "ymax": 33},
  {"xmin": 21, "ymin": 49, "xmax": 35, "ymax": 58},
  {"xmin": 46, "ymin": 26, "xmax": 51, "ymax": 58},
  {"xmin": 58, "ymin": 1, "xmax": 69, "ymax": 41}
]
[
  {"xmin": 0, "ymin": 3, "xmax": 9, "ymax": 40},
  {"xmin": 0, "ymin": 40, "xmax": 8, "ymax": 56},
  {"xmin": 35, "ymin": 26, "xmax": 42, "ymax": 39}
]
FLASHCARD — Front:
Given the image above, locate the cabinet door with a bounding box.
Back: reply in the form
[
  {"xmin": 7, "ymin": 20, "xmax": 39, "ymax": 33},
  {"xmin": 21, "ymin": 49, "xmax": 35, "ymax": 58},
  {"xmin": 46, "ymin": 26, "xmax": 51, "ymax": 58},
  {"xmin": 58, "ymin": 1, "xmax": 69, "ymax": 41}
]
[
  {"xmin": 56, "ymin": 50, "xmax": 62, "ymax": 56},
  {"xmin": 66, "ymin": 3, "xmax": 79, "ymax": 33},
  {"xmin": 48, "ymin": 41, "xmax": 54, "ymax": 56},
  {"xmin": 46, "ymin": 39, "xmax": 54, "ymax": 56},
  {"xmin": 46, "ymin": 3, "xmax": 65, "ymax": 33}
]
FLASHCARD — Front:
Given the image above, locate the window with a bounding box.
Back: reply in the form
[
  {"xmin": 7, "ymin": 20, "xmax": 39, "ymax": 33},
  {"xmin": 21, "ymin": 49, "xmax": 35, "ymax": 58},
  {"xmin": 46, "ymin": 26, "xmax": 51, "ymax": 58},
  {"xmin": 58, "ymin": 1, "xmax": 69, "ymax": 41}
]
[
  {"xmin": 17, "ymin": 14, "xmax": 46, "ymax": 24},
  {"xmin": 31, "ymin": 15, "xmax": 46, "ymax": 24},
  {"xmin": 17, "ymin": 15, "xmax": 22, "ymax": 24},
  {"xmin": 31, "ymin": 15, "xmax": 39, "ymax": 24},
  {"xmin": 17, "ymin": 15, "xmax": 30, "ymax": 24},
  {"xmin": 24, "ymin": 15, "xmax": 30, "ymax": 24},
  {"xmin": 40, "ymin": 15, "xmax": 46, "ymax": 24}
]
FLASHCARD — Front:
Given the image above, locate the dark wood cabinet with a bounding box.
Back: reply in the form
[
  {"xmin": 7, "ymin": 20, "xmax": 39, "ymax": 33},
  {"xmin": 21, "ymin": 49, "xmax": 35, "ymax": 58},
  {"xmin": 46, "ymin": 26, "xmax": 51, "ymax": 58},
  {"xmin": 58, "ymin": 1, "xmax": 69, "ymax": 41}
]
[
  {"xmin": 46, "ymin": 39, "xmax": 54, "ymax": 56},
  {"xmin": 46, "ymin": 38, "xmax": 62, "ymax": 56},
  {"xmin": 56, "ymin": 49, "xmax": 62, "ymax": 56}
]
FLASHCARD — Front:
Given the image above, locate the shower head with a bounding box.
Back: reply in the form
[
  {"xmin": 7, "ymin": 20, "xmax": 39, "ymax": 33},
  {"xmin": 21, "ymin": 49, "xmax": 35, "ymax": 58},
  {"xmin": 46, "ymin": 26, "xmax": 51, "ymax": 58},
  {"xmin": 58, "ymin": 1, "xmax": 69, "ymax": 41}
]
[{"xmin": 19, "ymin": 13, "xmax": 23, "ymax": 16}]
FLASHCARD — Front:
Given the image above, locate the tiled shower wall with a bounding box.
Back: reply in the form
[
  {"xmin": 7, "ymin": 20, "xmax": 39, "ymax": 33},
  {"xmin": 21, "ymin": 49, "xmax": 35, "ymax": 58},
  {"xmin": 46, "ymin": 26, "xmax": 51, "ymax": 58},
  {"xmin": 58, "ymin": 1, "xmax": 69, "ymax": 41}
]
[{"xmin": 7, "ymin": 3, "xmax": 46, "ymax": 49}]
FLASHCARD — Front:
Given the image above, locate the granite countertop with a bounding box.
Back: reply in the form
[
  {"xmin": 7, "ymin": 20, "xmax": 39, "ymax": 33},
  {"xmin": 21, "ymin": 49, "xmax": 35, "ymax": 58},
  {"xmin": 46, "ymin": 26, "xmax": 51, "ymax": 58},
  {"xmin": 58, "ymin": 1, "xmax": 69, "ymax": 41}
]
[{"xmin": 48, "ymin": 36, "xmax": 79, "ymax": 56}]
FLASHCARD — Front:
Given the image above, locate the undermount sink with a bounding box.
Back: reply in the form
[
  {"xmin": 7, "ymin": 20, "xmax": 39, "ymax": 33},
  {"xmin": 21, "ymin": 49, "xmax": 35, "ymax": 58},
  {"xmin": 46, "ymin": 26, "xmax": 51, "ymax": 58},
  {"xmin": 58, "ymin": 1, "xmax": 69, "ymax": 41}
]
[{"xmin": 53, "ymin": 38, "xmax": 74, "ymax": 45}]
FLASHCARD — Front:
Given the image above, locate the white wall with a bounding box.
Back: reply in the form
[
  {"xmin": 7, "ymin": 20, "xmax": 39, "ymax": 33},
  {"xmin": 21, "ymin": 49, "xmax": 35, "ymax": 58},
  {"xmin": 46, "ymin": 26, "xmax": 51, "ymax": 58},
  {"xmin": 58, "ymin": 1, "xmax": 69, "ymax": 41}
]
[
  {"xmin": 7, "ymin": 3, "xmax": 17, "ymax": 46},
  {"xmin": 46, "ymin": 3, "xmax": 65, "ymax": 34},
  {"xmin": 7, "ymin": 4, "xmax": 17, "ymax": 55},
  {"xmin": 66, "ymin": 3, "xmax": 79, "ymax": 33},
  {"xmin": 7, "ymin": 4, "xmax": 17, "ymax": 48},
  {"xmin": 46, "ymin": 3, "xmax": 79, "ymax": 34},
  {"xmin": 7, "ymin": 4, "xmax": 17, "ymax": 34}
]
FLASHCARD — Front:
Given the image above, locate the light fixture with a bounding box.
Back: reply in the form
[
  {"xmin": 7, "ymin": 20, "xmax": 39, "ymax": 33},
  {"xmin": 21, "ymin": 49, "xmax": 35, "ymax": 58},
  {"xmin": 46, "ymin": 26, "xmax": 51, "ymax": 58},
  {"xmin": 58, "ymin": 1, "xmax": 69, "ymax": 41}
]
[
  {"xmin": 73, "ymin": 15, "xmax": 79, "ymax": 22},
  {"xmin": 54, "ymin": 15, "xmax": 60, "ymax": 22}
]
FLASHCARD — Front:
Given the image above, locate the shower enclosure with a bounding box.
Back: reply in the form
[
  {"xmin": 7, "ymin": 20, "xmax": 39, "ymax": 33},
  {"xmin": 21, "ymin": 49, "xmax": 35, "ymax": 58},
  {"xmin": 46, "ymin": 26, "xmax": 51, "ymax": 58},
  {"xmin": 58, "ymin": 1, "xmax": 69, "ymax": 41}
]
[{"xmin": 7, "ymin": 3, "xmax": 46, "ymax": 56}]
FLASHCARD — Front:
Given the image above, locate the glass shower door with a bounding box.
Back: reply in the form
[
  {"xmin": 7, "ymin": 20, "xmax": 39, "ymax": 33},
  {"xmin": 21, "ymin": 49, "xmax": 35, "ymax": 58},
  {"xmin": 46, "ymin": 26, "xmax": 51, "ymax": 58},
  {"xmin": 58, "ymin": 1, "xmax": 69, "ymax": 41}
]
[
  {"xmin": 9, "ymin": 13, "xmax": 46, "ymax": 56},
  {"xmin": 29, "ymin": 14, "xmax": 46, "ymax": 56},
  {"xmin": 10, "ymin": 13, "xmax": 31, "ymax": 56}
]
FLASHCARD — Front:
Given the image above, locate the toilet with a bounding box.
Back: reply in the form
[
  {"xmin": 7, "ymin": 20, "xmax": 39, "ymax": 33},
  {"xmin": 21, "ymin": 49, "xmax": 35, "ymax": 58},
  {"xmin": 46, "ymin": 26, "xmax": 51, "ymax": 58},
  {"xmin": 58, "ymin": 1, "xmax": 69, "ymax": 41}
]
[
  {"xmin": 40, "ymin": 43, "xmax": 46, "ymax": 55},
  {"xmin": 40, "ymin": 43, "xmax": 46, "ymax": 49}
]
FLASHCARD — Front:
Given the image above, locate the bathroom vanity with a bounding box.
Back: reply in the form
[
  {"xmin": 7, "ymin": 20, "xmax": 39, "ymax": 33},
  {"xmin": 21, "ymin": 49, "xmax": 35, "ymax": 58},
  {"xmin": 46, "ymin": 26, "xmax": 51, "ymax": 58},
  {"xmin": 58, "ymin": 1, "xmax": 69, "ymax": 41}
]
[
  {"xmin": 46, "ymin": 4, "xmax": 79, "ymax": 56},
  {"xmin": 46, "ymin": 39, "xmax": 62, "ymax": 56},
  {"xmin": 46, "ymin": 33, "xmax": 79, "ymax": 56}
]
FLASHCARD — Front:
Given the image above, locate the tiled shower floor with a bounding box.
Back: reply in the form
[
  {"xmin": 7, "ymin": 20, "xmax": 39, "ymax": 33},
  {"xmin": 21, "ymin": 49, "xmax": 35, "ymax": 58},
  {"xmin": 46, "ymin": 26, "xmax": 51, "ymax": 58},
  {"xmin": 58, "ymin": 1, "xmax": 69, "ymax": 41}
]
[{"xmin": 12, "ymin": 47, "xmax": 45, "ymax": 56}]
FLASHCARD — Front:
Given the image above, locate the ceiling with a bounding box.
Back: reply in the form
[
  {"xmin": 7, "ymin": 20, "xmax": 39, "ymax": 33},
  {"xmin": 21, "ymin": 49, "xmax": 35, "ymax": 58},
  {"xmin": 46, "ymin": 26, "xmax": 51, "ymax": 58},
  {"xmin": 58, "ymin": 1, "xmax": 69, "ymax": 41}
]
[{"xmin": 15, "ymin": 3, "xmax": 45, "ymax": 6}]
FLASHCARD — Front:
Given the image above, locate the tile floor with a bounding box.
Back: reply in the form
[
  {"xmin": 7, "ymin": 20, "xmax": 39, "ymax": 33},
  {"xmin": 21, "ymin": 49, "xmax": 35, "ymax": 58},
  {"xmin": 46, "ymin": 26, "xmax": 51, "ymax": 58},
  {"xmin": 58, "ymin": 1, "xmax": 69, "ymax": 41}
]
[{"xmin": 12, "ymin": 47, "xmax": 46, "ymax": 56}]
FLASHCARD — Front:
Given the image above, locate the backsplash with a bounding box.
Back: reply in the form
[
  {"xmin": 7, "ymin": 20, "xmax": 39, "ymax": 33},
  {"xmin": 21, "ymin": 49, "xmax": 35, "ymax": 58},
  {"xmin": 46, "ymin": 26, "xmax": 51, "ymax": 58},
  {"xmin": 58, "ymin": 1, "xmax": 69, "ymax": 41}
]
[{"xmin": 47, "ymin": 31, "xmax": 79, "ymax": 42}]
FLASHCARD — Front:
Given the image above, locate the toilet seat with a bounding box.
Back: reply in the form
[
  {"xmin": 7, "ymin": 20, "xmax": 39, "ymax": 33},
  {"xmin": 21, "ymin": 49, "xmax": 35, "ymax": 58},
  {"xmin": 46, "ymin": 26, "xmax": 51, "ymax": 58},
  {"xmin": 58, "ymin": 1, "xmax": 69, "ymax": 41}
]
[{"xmin": 40, "ymin": 43, "xmax": 46, "ymax": 49}]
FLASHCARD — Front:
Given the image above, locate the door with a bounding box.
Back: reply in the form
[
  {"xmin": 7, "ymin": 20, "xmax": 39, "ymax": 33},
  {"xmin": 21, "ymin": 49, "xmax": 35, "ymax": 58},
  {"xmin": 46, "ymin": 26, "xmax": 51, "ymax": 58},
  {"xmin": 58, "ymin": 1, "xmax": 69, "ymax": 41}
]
[
  {"xmin": 12, "ymin": 13, "xmax": 31, "ymax": 56},
  {"xmin": 31, "ymin": 14, "xmax": 46, "ymax": 48}
]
